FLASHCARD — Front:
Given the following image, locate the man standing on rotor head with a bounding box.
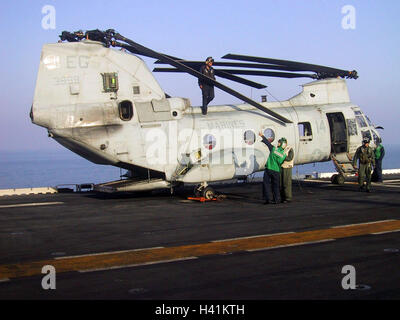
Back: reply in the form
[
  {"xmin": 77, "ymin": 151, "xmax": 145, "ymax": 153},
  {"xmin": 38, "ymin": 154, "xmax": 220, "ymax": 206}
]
[{"xmin": 198, "ymin": 57, "xmax": 216, "ymax": 115}]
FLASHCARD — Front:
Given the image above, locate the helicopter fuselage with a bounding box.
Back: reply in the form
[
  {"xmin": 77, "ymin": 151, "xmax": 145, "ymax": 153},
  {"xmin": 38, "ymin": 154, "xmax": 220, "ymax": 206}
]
[{"xmin": 31, "ymin": 40, "xmax": 381, "ymax": 190}]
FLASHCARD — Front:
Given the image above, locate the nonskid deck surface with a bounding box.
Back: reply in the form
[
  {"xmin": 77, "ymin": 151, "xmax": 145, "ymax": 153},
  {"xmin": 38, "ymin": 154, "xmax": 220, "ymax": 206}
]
[{"xmin": 0, "ymin": 178, "xmax": 399, "ymax": 299}]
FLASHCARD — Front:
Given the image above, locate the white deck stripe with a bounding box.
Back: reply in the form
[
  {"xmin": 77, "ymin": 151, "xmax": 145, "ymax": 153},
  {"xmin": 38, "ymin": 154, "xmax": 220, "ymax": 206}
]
[
  {"xmin": 330, "ymin": 220, "xmax": 396, "ymax": 228},
  {"xmin": 55, "ymin": 246, "xmax": 165, "ymax": 260},
  {"xmin": 211, "ymin": 232, "xmax": 295, "ymax": 243},
  {"xmin": 371, "ymin": 229, "xmax": 400, "ymax": 235},
  {"xmin": 0, "ymin": 202, "xmax": 64, "ymax": 209},
  {"xmin": 246, "ymin": 239, "xmax": 335, "ymax": 252},
  {"xmin": 378, "ymin": 184, "xmax": 400, "ymax": 188},
  {"xmin": 78, "ymin": 256, "xmax": 198, "ymax": 273}
]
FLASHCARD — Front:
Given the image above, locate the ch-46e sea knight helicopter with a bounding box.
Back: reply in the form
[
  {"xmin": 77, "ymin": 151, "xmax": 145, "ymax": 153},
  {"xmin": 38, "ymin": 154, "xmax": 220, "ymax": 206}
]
[{"xmin": 31, "ymin": 29, "xmax": 383, "ymax": 198}]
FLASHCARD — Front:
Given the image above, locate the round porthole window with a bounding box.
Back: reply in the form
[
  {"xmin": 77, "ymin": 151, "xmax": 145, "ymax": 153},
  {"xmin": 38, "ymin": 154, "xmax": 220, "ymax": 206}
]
[
  {"xmin": 263, "ymin": 128, "xmax": 275, "ymax": 142},
  {"xmin": 203, "ymin": 134, "xmax": 216, "ymax": 150},
  {"xmin": 244, "ymin": 130, "xmax": 256, "ymax": 145}
]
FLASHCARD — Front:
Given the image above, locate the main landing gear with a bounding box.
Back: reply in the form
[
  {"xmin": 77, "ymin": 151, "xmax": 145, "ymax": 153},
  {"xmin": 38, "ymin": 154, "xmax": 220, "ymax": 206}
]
[
  {"xmin": 331, "ymin": 173, "xmax": 345, "ymax": 185},
  {"xmin": 194, "ymin": 182, "xmax": 216, "ymax": 199}
]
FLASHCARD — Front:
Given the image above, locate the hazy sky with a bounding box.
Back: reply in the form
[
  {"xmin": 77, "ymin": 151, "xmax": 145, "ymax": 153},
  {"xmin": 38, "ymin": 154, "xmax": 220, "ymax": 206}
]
[{"xmin": 0, "ymin": 0, "xmax": 399, "ymax": 151}]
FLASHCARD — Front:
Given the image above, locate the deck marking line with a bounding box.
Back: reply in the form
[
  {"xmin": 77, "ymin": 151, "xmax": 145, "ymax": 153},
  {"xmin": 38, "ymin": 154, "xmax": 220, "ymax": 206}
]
[
  {"xmin": 246, "ymin": 239, "xmax": 335, "ymax": 252},
  {"xmin": 0, "ymin": 202, "xmax": 64, "ymax": 209},
  {"xmin": 331, "ymin": 220, "xmax": 396, "ymax": 228},
  {"xmin": 371, "ymin": 229, "xmax": 400, "ymax": 235},
  {"xmin": 211, "ymin": 232, "xmax": 295, "ymax": 242},
  {"xmin": 78, "ymin": 257, "xmax": 198, "ymax": 273},
  {"xmin": 55, "ymin": 247, "xmax": 165, "ymax": 260},
  {"xmin": 1, "ymin": 219, "xmax": 399, "ymax": 280}
]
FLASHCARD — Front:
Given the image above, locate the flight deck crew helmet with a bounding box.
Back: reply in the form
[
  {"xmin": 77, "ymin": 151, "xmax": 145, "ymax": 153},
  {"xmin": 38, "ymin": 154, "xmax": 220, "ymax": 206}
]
[
  {"xmin": 363, "ymin": 138, "xmax": 370, "ymax": 145},
  {"xmin": 278, "ymin": 137, "xmax": 287, "ymax": 148},
  {"xmin": 206, "ymin": 56, "xmax": 214, "ymax": 63}
]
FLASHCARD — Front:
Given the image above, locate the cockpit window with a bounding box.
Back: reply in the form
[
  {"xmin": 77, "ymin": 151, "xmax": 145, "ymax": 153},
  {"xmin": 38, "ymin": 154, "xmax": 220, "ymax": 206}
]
[
  {"xmin": 356, "ymin": 115, "xmax": 367, "ymax": 128},
  {"xmin": 372, "ymin": 131, "xmax": 380, "ymax": 145},
  {"xmin": 354, "ymin": 110, "xmax": 368, "ymax": 128}
]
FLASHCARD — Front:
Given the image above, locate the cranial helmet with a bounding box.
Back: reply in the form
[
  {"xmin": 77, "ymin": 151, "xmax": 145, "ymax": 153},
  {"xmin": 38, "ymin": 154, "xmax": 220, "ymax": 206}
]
[
  {"xmin": 206, "ymin": 56, "xmax": 214, "ymax": 63},
  {"xmin": 278, "ymin": 137, "xmax": 287, "ymax": 148}
]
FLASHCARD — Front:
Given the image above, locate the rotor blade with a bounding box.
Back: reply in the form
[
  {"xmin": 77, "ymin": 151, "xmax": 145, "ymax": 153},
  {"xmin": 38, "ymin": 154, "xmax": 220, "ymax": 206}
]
[
  {"xmin": 153, "ymin": 67, "xmax": 267, "ymax": 89},
  {"xmin": 215, "ymin": 69, "xmax": 316, "ymax": 79},
  {"xmin": 222, "ymin": 54, "xmax": 358, "ymax": 79},
  {"xmin": 115, "ymin": 42, "xmax": 155, "ymax": 59},
  {"xmin": 114, "ymin": 34, "xmax": 292, "ymax": 123},
  {"xmin": 155, "ymin": 60, "xmax": 306, "ymax": 72},
  {"xmin": 213, "ymin": 70, "xmax": 267, "ymax": 89},
  {"xmin": 153, "ymin": 67, "xmax": 315, "ymax": 79}
]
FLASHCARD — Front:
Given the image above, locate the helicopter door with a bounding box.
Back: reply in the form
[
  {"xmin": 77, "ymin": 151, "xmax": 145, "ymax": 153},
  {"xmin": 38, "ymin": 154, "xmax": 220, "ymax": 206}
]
[
  {"xmin": 296, "ymin": 121, "xmax": 315, "ymax": 164},
  {"xmin": 326, "ymin": 112, "xmax": 348, "ymax": 154}
]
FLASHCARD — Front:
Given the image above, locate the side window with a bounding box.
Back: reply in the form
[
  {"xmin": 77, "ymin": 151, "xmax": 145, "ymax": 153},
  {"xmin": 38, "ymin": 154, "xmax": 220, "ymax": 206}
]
[
  {"xmin": 118, "ymin": 100, "xmax": 133, "ymax": 121},
  {"xmin": 203, "ymin": 134, "xmax": 216, "ymax": 150},
  {"xmin": 133, "ymin": 86, "xmax": 140, "ymax": 95},
  {"xmin": 244, "ymin": 130, "xmax": 256, "ymax": 145},
  {"xmin": 298, "ymin": 122, "xmax": 312, "ymax": 141},
  {"xmin": 263, "ymin": 128, "xmax": 275, "ymax": 142},
  {"xmin": 101, "ymin": 73, "xmax": 118, "ymax": 92},
  {"xmin": 347, "ymin": 119, "xmax": 358, "ymax": 136}
]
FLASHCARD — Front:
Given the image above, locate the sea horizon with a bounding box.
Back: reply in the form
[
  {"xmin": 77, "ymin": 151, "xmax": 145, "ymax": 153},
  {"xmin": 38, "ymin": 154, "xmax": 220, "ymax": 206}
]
[{"xmin": 1, "ymin": 144, "xmax": 399, "ymax": 189}]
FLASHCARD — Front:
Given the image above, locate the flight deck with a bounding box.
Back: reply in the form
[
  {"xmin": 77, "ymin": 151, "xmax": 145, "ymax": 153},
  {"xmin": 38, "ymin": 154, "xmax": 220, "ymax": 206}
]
[{"xmin": 0, "ymin": 176, "xmax": 399, "ymax": 300}]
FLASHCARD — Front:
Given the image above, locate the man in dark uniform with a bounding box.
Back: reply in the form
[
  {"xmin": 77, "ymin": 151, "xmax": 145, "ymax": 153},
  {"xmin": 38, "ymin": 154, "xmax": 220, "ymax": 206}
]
[
  {"xmin": 259, "ymin": 132, "xmax": 287, "ymax": 204},
  {"xmin": 352, "ymin": 138, "xmax": 375, "ymax": 192},
  {"xmin": 198, "ymin": 57, "xmax": 216, "ymax": 115},
  {"xmin": 372, "ymin": 138, "xmax": 385, "ymax": 183}
]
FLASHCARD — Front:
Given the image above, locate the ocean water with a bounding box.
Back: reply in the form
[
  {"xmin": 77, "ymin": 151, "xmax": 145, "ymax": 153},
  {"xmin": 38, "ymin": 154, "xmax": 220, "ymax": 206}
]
[
  {"xmin": 0, "ymin": 150, "xmax": 121, "ymax": 189},
  {"xmin": 0, "ymin": 144, "xmax": 399, "ymax": 189}
]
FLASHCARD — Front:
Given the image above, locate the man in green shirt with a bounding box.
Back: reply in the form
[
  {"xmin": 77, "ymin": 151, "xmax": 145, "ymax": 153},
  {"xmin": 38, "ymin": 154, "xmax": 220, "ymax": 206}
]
[
  {"xmin": 259, "ymin": 132, "xmax": 287, "ymax": 204},
  {"xmin": 372, "ymin": 138, "xmax": 385, "ymax": 183}
]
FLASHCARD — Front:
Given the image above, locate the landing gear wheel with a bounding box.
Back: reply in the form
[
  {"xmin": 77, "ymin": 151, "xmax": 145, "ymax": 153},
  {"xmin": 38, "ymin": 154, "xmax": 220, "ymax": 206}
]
[
  {"xmin": 202, "ymin": 186, "xmax": 215, "ymax": 200},
  {"xmin": 331, "ymin": 174, "xmax": 339, "ymax": 184},
  {"xmin": 336, "ymin": 175, "xmax": 345, "ymax": 185}
]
